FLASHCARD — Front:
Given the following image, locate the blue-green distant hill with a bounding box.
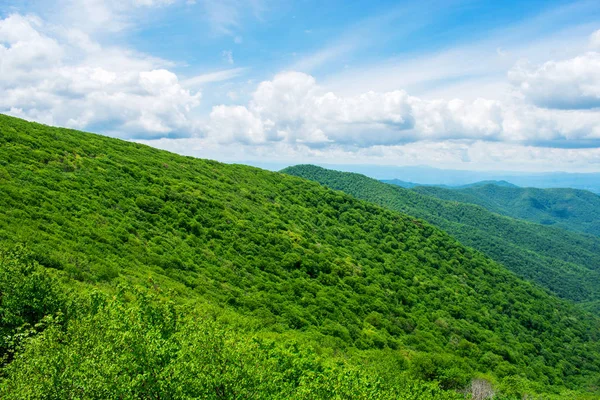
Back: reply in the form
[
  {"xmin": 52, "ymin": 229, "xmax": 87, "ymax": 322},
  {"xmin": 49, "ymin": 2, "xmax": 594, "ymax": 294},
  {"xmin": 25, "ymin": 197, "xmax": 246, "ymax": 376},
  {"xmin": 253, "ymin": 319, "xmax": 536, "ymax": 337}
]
[
  {"xmin": 411, "ymin": 184, "xmax": 600, "ymax": 238},
  {"xmin": 284, "ymin": 164, "xmax": 600, "ymax": 193},
  {"xmin": 382, "ymin": 179, "xmax": 518, "ymax": 190},
  {"xmin": 283, "ymin": 165, "xmax": 600, "ymax": 309}
]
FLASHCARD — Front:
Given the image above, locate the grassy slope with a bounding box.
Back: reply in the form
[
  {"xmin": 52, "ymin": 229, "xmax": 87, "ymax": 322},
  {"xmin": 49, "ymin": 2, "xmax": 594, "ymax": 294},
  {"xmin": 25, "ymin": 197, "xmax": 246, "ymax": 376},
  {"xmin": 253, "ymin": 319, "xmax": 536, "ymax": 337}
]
[
  {"xmin": 413, "ymin": 184, "xmax": 600, "ymax": 237},
  {"xmin": 1, "ymin": 115, "xmax": 600, "ymax": 396},
  {"xmin": 282, "ymin": 165, "xmax": 600, "ymax": 306}
]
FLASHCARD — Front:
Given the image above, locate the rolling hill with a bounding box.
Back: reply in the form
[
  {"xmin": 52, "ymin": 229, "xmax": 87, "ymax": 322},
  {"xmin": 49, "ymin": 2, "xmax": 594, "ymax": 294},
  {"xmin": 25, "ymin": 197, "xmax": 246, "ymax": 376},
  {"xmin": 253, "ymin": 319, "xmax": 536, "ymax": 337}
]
[
  {"xmin": 411, "ymin": 184, "xmax": 600, "ymax": 237},
  {"xmin": 1, "ymin": 115, "xmax": 600, "ymax": 398},
  {"xmin": 282, "ymin": 165, "xmax": 600, "ymax": 308}
]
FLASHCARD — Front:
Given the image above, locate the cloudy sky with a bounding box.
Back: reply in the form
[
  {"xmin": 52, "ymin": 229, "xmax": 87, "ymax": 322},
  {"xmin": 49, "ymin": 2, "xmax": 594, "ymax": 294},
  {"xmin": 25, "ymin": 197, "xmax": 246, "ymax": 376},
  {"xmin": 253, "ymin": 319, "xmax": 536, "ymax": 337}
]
[{"xmin": 2, "ymin": 0, "xmax": 600, "ymax": 171}]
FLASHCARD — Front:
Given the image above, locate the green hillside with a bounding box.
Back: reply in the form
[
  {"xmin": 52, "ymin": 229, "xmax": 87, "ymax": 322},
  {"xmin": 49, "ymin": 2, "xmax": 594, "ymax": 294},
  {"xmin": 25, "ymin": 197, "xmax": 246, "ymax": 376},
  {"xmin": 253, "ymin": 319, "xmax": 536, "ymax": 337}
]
[
  {"xmin": 282, "ymin": 165, "xmax": 600, "ymax": 306},
  {"xmin": 1, "ymin": 115, "xmax": 600, "ymax": 398},
  {"xmin": 412, "ymin": 184, "xmax": 600, "ymax": 237}
]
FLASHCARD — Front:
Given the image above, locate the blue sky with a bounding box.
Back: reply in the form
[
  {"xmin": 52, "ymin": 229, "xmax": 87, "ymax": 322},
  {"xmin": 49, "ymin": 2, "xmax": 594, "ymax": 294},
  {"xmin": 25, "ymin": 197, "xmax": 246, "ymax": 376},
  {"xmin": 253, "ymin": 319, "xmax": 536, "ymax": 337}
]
[{"xmin": 1, "ymin": 0, "xmax": 600, "ymax": 171}]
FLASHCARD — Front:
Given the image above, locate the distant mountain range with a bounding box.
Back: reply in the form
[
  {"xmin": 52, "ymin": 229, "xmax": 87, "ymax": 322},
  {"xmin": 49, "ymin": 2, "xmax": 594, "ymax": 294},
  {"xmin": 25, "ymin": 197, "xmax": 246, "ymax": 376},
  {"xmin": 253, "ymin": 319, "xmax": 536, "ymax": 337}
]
[
  {"xmin": 381, "ymin": 179, "xmax": 519, "ymax": 190},
  {"xmin": 411, "ymin": 184, "xmax": 600, "ymax": 238},
  {"xmin": 248, "ymin": 162, "xmax": 600, "ymax": 193},
  {"xmin": 283, "ymin": 165, "xmax": 600, "ymax": 310},
  {"xmin": 360, "ymin": 165, "xmax": 600, "ymax": 193}
]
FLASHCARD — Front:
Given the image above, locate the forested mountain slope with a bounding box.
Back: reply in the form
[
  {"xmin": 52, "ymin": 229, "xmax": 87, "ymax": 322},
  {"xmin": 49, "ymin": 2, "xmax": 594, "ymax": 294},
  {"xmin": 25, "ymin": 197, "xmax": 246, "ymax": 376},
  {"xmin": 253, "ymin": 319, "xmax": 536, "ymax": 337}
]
[
  {"xmin": 283, "ymin": 165, "xmax": 600, "ymax": 306},
  {"xmin": 411, "ymin": 184, "xmax": 600, "ymax": 237},
  {"xmin": 1, "ymin": 115, "xmax": 600, "ymax": 398}
]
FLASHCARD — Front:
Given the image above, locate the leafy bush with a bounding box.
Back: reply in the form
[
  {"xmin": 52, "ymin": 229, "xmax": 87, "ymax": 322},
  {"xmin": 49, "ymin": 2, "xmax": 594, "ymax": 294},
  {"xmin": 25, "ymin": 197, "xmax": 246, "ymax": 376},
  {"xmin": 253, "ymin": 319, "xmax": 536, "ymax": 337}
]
[
  {"xmin": 0, "ymin": 286, "xmax": 461, "ymax": 400},
  {"xmin": 0, "ymin": 245, "xmax": 69, "ymax": 362}
]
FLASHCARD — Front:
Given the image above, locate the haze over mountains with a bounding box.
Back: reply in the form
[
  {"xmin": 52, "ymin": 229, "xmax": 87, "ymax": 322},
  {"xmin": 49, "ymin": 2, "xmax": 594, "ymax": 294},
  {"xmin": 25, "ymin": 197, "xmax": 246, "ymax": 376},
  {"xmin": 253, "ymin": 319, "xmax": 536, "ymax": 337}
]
[
  {"xmin": 382, "ymin": 180, "xmax": 519, "ymax": 190},
  {"xmin": 2, "ymin": 115, "xmax": 600, "ymax": 399},
  {"xmin": 248, "ymin": 162, "xmax": 600, "ymax": 194}
]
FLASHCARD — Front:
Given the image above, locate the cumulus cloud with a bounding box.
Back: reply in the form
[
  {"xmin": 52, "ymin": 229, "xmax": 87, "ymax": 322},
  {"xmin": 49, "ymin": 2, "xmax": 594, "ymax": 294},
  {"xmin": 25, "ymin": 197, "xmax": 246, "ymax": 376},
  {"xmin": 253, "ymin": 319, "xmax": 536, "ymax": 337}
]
[
  {"xmin": 411, "ymin": 98, "xmax": 503, "ymax": 141},
  {"xmin": 138, "ymin": 136, "xmax": 600, "ymax": 172},
  {"xmin": 3, "ymin": 7, "xmax": 600, "ymax": 165},
  {"xmin": 509, "ymin": 52, "xmax": 600, "ymax": 110},
  {"xmin": 208, "ymin": 105, "xmax": 268, "ymax": 144},
  {"xmin": 0, "ymin": 14, "xmax": 201, "ymax": 138},
  {"xmin": 0, "ymin": 15, "xmax": 63, "ymax": 74},
  {"xmin": 206, "ymin": 70, "xmax": 600, "ymax": 148}
]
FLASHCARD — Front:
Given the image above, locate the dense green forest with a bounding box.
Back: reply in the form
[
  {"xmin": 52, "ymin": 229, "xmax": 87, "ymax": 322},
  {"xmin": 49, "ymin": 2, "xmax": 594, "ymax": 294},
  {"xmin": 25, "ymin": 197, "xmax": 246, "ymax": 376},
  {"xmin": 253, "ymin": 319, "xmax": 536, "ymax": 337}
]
[
  {"xmin": 1, "ymin": 114, "xmax": 600, "ymax": 398},
  {"xmin": 409, "ymin": 184, "xmax": 600, "ymax": 238},
  {"xmin": 282, "ymin": 165, "xmax": 600, "ymax": 308}
]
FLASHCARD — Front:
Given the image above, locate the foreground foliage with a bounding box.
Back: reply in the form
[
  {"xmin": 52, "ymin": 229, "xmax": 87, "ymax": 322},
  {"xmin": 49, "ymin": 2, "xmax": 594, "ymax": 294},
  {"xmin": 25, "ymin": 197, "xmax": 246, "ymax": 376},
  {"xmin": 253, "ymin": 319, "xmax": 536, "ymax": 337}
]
[
  {"xmin": 0, "ymin": 249, "xmax": 463, "ymax": 399},
  {"xmin": 1, "ymin": 115, "xmax": 599, "ymax": 398}
]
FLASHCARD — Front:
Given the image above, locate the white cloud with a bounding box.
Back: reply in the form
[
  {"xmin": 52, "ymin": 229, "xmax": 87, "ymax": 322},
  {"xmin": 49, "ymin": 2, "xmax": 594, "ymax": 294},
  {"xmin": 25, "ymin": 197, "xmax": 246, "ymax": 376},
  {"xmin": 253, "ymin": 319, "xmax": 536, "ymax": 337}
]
[
  {"xmin": 509, "ymin": 52, "xmax": 600, "ymax": 110},
  {"xmin": 137, "ymin": 137, "xmax": 600, "ymax": 173},
  {"xmin": 2, "ymin": 4, "xmax": 600, "ymax": 172},
  {"xmin": 206, "ymin": 70, "xmax": 600, "ymax": 148},
  {"xmin": 321, "ymin": 15, "xmax": 595, "ymax": 100},
  {"xmin": 0, "ymin": 14, "xmax": 201, "ymax": 138},
  {"xmin": 208, "ymin": 105, "xmax": 267, "ymax": 144},
  {"xmin": 412, "ymin": 98, "xmax": 504, "ymax": 141},
  {"xmin": 0, "ymin": 14, "xmax": 63, "ymax": 73},
  {"xmin": 251, "ymin": 71, "xmax": 318, "ymax": 129}
]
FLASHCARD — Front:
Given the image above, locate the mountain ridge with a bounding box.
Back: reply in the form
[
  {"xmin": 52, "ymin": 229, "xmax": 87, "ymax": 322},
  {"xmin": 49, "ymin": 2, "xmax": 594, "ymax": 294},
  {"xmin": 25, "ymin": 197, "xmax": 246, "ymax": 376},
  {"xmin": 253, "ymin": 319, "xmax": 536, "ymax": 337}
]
[
  {"xmin": 282, "ymin": 164, "xmax": 600, "ymax": 307},
  {"xmin": 283, "ymin": 163, "xmax": 600, "ymax": 193},
  {"xmin": 381, "ymin": 179, "xmax": 519, "ymax": 190},
  {"xmin": 411, "ymin": 184, "xmax": 600, "ymax": 237}
]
